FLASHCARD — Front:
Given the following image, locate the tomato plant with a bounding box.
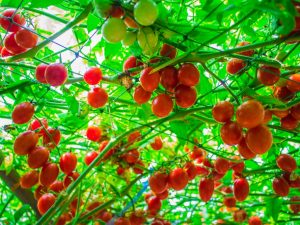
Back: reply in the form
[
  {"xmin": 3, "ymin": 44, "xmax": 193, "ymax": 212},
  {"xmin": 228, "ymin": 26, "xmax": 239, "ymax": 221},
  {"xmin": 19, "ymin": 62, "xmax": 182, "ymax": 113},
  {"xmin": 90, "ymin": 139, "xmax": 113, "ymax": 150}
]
[{"xmin": 0, "ymin": 0, "xmax": 300, "ymax": 225}]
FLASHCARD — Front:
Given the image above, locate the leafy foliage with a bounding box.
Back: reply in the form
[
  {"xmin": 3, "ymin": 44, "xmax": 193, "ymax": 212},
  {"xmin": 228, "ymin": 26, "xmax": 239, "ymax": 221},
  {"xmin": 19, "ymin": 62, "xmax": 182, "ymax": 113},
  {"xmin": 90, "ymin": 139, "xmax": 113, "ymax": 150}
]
[{"xmin": 0, "ymin": 0, "xmax": 300, "ymax": 225}]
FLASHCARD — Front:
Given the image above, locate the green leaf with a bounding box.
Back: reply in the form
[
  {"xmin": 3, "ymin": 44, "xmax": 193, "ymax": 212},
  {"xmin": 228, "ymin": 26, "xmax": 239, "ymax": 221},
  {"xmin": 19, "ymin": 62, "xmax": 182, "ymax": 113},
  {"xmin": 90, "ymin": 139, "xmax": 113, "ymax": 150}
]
[
  {"xmin": 65, "ymin": 96, "xmax": 80, "ymax": 115},
  {"xmin": 265, "ymin": 197, "xmax": 282, "ymax": 222},
  {"xmin": 170, "ymin": 120, "xmax": 189, "ymax": 144},
  {"xmin": 14, "ymin": 204, "xmax": 31, "ymax": 223},
  {"xmin": 30, "ymin": 0, "xmax": 62, "ymax": 8},
  {"xmin": 1, "ymin": 0, "xmax": 29, "ymax": 7},
  {"xmin": 87, "ymin": 13, "xmax": 101, "ymax": 33}
]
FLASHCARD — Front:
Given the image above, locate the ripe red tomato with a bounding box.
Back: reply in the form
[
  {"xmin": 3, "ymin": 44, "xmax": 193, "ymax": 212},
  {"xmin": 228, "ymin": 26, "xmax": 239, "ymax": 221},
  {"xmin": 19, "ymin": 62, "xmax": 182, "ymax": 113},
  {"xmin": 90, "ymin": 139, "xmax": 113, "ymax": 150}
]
[
  {"xmin": 226, "ymin": 58, "xmax": 246, "ymax": 75},
  {"xmin": 115, "ymin": 217, "xmax": 131, "ymax": 225},
  {"xmin": 234, "ymin": 178, "xmax": 249, "ymax": 201},
  {"xmin": 37, "ymin": 193, "xmax": 56, "ymax": 215},
  {"xmin": 43, "ymin": 128, "xmax": 61, "ymax": 149},
  {"xmin": 128, "ymin": 131, "xmax": 142, "ymax": 143},
  {"xmin": 27, "ymin": 146, "xmax": 50, "ymax": 169},
  {"xmin": 4, "ymin": 33, "xmax": 26, "ymax": 54},
  {"xmin": 87, "ymin": 87, "xmax": 108, "ymax": 108},
  {"xmin": 237, "ymin": 137, "xmax": 256, "ymax": 159},
  {"xmin": 214, "ymin": 158, "xmax": 230, "ymax": 174},
  {"xmin": 60, "ymin": 152, "xmax": 77, "ymax": 175},
  {"xmin": 140, "ymin": 67, "xmax": 161, "ymax": 92},
  {"xmin": 83, "ymin": 67, "xmax": 102, "ymax": 85},
  {"xmin": 287, "ymin": 74, "xmax": 300, "ymax": 92},
  {"xmin": 133, "ymin": 85, "xmax": 152, "ymax": 104},
  {"xmin": 273, "ymin": 177, "xmax": 290, "ymax": 196},
  {"xmin": 178, "ymin": 63, "xmax": 200, "ymax": 86},
  {"xmin": 49, "ymin": 180, "xmax": 64, "ymax": 193},
  {"xmin": 1, "ymin": 47, "xmax": 13, "ymax": 57},
  {"xmin": 99, "ymin": 210, "xmax": 113, "ymax": 222},
  {"xmin": 273, "ymin": 86, "xmax": 295, "ymax": 102},
  {"xmin": 231, "ymin": 160, "xmax": 245, "ymax": 174},
  {"xmin": 99, "ymin": 140, "xmax": 115, "ymax": 160},
  {"xmin": 236, "ymin": 100, "xmax": 264, "ymax": 129},
  {"xmin": 212, "ymin": 101, "xmax": 234, "ymax": 123},
  {"xmin": 86, "ymin": 126, "xmax": 102, "ymax": 142},
  {"xmin": 151, "ymin": 94, "xmax": 173, "ymax": 117},
  {"xmin": 12, "ymin": 102, "xmax": 34, "ymax": 124},
  {"xmin": 14, "ymin": 131, "xmax": 39, "ymax": 155},
  {"xmin": 132, "ymin": 160, "xmax": 145, "ymax": 175},
  {"xmin": 123, "ymin": 56, "xmax": 143, "ymax": 76},
  {"xmin": 160, "ymin": 43, "xmax": 177, "ymax": 59},
  {"xmin": 35, "ymin": 64, "xmax": 48, "ymax": 84},
  {"xmin": 195, "ymin": 165, "xmax": 209, "ymax": 176},
  {"xmin": 129, "ymin": 212, "xmax": 146, "ymax": 225},
  {"xmin": 20, "ymin": 170, "xmax": 39, "ymax": 189},
  {"xmin": 123, "ymin": 149, "xmax": 140, "ymax": 164},
  {"xmin": 110, "ymin": 5, "xmax": 125, "ymax": 18},
  {"xmin": 291, "ymin": 103, "xmax": 300, "ymax": 120},
  {"xmin": 223, "ymin": 197, "xmax": 236, "ymax": 208},
  {"xmin": 154, "ymin": 189, "xmax": 169, "ymax": 200},
  {"xmin": 159, "ymin": 66, "xmax": 178, "ymax": 91},
  {"xmin": 149, "ymin": 172, "xmax": 169, "ymax": 194},
  {"xmin": 84, "ymin": 151, "xmax": 99, "ymax": 166},
  {"xmin": 45, "ymin": 63, "xmax": 68, "ymax": 87},
  {"xmin": 276, "ymin": 154, "xmax": 297, "ymax": 172},
  {"xmin": 150, "ymin": 136, "xmax": 163, "ymax": 150},
  {"xmin": 199, "ymin": 177, "xmax": 214, "ymax": 202},
  {"xmin": 233, "ymin": 209, "xmax": 247, "ymax": 222},
  {"xmin": 257, "ymin": 65, "xmax": 280, "ymax": 86},
  {"xmin": 281, "ymin": 114, "xmax": 299, "ymax": 130},
  {"xmin": 290, "ymin": 196, "xmax": 300, "ymax": 214},
  {"xmin": 40, "ymin": 163, "xmax": 59, "ymax": 187},
  {"xmin": 34, "ymin": 185, "xmax": 48, "ymax": 200},
  {"xmin": 248, "ymin": 216, "xmax": 262, "ymax": 225},
  {"xmin": 272, "ymin": 109, "xmax": 289, "ymax": 118},
  {"xmin": 15, "ymin": 29, "xmax": 38, "ymax": 48},
  {"xmin": 168, "ymin": 168, "xmax": 189, "ymax": 191},
  {"xmin": 189, "ymin": 146, "xmax": 204, "ymax": 160},
  {"xmin": 0, "ymin": 9, "xmax": 25, "ymax": 32},
  {"xmin": 147, "ymin": 196, "xmax": 162, "ymax": 212},
  {"xmin": 63, "ymin": 171, "xmax": 80, "ymax": 188},
  {"xmin": 236, "ymin": 41, "xmax": 255, "ymax": 56},
  {"xmin": 184, "ymin": 162, "xmax": 197, "ymax": 180},
  {"xmin": 245, "ymin": 125, "xmax": 273, "ymax": 154},
  {"xmin": 262, "ymin": 109, "xmax": 273, "ymax": 124},
  {"xmin": 220, "ymin": 121, "xmax": 243, "ymax": 146},
  {"xmin": 175, "ymin": 84, "xmax": 197, "ymax": 108},
  {"xmin": 29, "ymin": 118, "xmax": 48, "ymax": 136}
]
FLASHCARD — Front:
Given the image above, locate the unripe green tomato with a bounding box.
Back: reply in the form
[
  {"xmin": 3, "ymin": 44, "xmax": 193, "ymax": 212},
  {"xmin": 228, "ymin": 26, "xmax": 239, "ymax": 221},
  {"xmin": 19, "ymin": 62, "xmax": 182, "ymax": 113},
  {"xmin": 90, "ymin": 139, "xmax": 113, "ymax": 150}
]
[
  {"xmin": 93, "ymin": 0, "xmax": 112, "ymax": 18},
  {"xmin": 134, "ymin": 0, "xmax": 159, "ymax": 26},
  {"xmin": 137, "ymin": 27, "xmax": 159, "ymax": 55},
  {"xmin": 122, "ymin": 31, "xmax": 137, "ymax": 47},
  {"xmin": 101, "ymin": 18, "xmax": 127, "ymax": 43},
  {"xmin": 162, "ymin": 29, "xmax": 176, "ymax": 39}
]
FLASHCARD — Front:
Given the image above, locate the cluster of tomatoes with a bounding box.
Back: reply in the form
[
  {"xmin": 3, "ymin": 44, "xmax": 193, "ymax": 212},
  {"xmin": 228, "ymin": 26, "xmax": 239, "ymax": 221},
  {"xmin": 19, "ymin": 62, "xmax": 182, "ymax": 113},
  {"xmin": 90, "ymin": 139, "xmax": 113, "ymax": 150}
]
[
  {"xmin": 0, "ymin": 9, "xmax": 38, "ymax": 57},
  {"xmin": 35, "ymin": 63, "xmax": 68, "ymax": 87},
  {"xmin": 83, "ymin": 67, "xmax": 109, "ymax": 109},
  {"xmin": 274, "ymin": 154, "xmax": 300, "ymax": 199},
  {"xmin": 83, "ymin": 127, "xmax": 175, "ymax": 224},
  {"xmin": 11, "ymin": 102, "xmax": 83, "ymax": 223},
  {"xmin": 213, "ymin": 99, "xmax": 273, "ymax": 156},
  {"xmin": 96, "ymin": 0, "xmax": 160, "ymax": 55},
  {"xmin": 145, "ymin": 144, "xmax": 265, "ymax": 224},
  {"xmin": 122, "ymin": 43, "xmax": 199, "ymax": 118}
]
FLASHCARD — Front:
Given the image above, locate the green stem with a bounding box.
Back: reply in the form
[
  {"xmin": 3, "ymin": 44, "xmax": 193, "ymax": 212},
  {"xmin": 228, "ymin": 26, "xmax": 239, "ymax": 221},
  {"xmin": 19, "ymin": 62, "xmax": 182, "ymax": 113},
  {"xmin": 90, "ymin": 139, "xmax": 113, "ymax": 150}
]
[{"xmin": 6, "ymin": 3, "xmax": 93, "ymax": 62}]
